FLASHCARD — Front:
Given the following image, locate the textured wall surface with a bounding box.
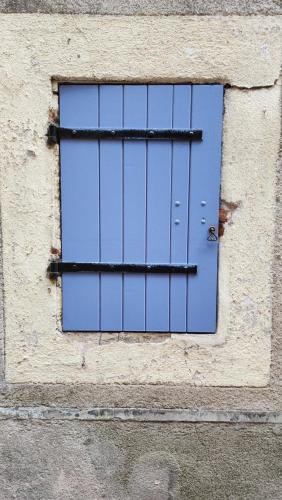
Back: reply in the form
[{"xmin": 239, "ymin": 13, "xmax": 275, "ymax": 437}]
[
  {"xmin": 0, "ymin": 7, "xmax": 281, "ymax": 500},
  {"xmin": 0, "ymin": 0, "xmax": 281, "ymax": 15},
  {"xmin": 0, "ymin": 15, "xmax": 280, "ymax": 385},
  {"xmin": 0, "ymin": 420, "xmax": 282, "ymax": 500}
]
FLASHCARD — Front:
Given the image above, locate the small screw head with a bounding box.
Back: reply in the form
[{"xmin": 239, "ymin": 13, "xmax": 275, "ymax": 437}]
[
  {"xmin": 111, "ymin": 130, "xmax": 116, "ymax": 136},
  {"xmin": 201, "ymin": 218, "xmax": 206, "ymax": 224},
  {"xmin": 72, "ymin": 129, "xmax": 77, "ymax": 135},
  {"xmin": 175, "ymin": 201, "xmax": 180, "ymax": 207},
  {"xmin": 149, "ymin": 130, "xmax": 155, "ymax": 136},
  {"xmin": 174, "ymin": 219, "xmax": 180, "ymax": 225},
  {"xmin": 201, "ymin": 201, "xmax": 207, "ymax": 207}
]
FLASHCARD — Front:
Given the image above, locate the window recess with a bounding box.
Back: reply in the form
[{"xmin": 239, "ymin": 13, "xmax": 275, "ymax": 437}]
[{"xmin": 49, "ymin": 83, "xmax": 223, "ymax": 333}]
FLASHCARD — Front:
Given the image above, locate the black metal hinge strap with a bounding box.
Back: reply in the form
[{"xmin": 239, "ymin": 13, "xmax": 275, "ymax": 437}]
[
  {"xmin": 48, "ymin": 261, "xmax": 198, "ymax": 279},
  {"xmin": 47, "ymin": 124, "xmax": 203, "ymax": 145}
]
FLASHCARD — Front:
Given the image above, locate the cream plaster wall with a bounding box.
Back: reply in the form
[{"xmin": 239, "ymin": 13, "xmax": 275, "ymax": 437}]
[{"xmin": 0, "ymin": 15, "xmax": 281, "ymax": 385}]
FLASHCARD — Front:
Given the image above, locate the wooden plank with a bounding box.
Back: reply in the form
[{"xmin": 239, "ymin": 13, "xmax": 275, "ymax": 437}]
[
  {"xmin": 170, "ymin": 85, "xmax": 191, "ymax": 332},
  {"xmin": 60, "ymin": 85, "xmax": 100, "ymax": 331},
  {"xmin": 99, "ymin": 85, "xmax": 123, "ymax": 331},
  {"xmin": 123, "ymin": 85, "xmax": 147, "ymax": 331},
  {"xmin": 146, "ymin": 85, "xmax": 173, "ymax": 331},
  {"xmin": 187, "ymin": 85, "xmax": 224, "ymax": 333}
]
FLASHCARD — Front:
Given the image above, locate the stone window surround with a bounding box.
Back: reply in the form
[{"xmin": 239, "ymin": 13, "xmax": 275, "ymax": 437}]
[{"xmin": 0, "ymin": 15, "xmax": 280, "ymax": 389}]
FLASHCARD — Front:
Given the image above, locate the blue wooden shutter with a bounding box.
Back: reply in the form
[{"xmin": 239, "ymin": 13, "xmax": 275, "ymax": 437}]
[{"xmin": 60, "ymin": 84, "xmax": 223, "ymax": 333}]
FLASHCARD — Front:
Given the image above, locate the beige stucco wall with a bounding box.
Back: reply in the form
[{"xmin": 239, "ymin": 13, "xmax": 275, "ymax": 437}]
[{"xmin": 0, "ymin": 15, "xmax": 281, "ymax": 385}]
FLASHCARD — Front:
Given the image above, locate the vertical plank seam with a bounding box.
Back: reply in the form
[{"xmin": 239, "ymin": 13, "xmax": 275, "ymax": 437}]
[
  {"xmin": 121, "ymin": 85, "xmax": 125, "ymax": 332},
  {"xmin": 169, "ymin": 86, "xmax": 175, "ymax": 332},
  {"xmin": 98, "ymin": 85, "xmax": 102, "ymax": 331},
  {"xmin": 186, "ymin": 85, "xmax": 193, "ymax": 332},
  {"xmin": 144, "ymin": 85, "xmax": 149, "ymax": 332},
  {"xmin": 59, "ymin": 86, "xmax": 64, "ymax": 331}
]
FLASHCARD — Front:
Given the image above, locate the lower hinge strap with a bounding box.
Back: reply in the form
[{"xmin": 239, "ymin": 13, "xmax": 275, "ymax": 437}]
[{"xmin": 47, "ymin": 261, "xmax": 198, "ymax": 278}]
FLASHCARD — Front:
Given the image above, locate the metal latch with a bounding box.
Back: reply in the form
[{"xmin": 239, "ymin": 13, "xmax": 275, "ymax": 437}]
[{"xmin": 207, "ymin": 226, "xmax": 218, "ymax": 241}]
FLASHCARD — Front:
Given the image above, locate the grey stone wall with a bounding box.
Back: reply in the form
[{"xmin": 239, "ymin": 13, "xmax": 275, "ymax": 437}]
[
  {"xmin": 0, "ymin": 420, "xmax": 282, "ymax": 500},
  {"xmin": 0, "ymin": 0, "xmax": 281, "ymax": 15}
]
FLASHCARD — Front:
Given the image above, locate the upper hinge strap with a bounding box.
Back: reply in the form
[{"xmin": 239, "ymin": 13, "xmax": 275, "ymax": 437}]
[{"xmin": 47, "ymin": 124, "xmax": 203, "ymax": 145}]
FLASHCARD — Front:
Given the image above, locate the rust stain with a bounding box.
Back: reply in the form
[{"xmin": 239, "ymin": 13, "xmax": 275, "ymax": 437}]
[
  {"xmin": 48, "ymin": 108, "xmax": 58, "ymax": 123},
  {"xmin": 219, "ymin": 207, "xmax": 229, "ymax": 236},
  {"xmin": 219, "ymin": 199, "xmax": 241, "ymax": 236},
  {"xmin": 51, "ymin": 246, "xmax": 60, "ymax": 255}
]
